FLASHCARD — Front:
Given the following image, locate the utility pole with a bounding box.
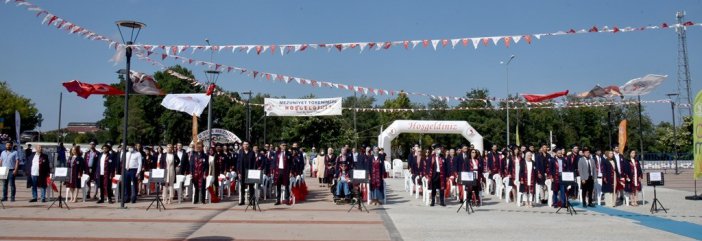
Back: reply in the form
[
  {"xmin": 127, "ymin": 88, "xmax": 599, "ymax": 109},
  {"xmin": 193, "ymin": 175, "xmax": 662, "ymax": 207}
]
[
  {"xmin": 676, "ymin": 11, "xmax": 693, "ymax": 118},
  {"xmin": 353, "ymin": 92, "xmax": 358, "ymax": 148}
]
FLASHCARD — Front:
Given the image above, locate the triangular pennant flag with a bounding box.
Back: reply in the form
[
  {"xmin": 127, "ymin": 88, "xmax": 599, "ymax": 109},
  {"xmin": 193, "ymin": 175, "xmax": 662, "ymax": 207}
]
[
  {"xmin": 265, "ymin": 73, "xmax": 271, "ymax": 80},
  {"xmin": 524, "ymin": 35, "xmax": 532, "ymax": 44},
  {"xmin": 512, "ymin": 35, "xmax": 522, "ymax": 44},
  {"xmin": 422, "ymin": 40, "xmax": 429, "ymax": 47},
  {"xmin": 253, "ymin": 71, "xmax": 259, "ymax": 79},
  {"xmin": 280, "ymin": 46, "xmax": 286, "ymax": 56},
  {"xmin": 255, "ymin": 45, "xmax": 263, "ymax": 55},
  {"xmin": 411, "ymin": 40, "xmax": 420, "ymax": 49},
  {"xmin": 462, "ymin": 38, "xmax": 469, "ymax": 46},
  {"xmin": 534, "ymin": 34, "xmax": 543, "ymax": 40},
  {"xmin": 471, "ymin": 38, "xmax": 480, "ymax": 49},
  {"xmin": 441, "ymin": 39, "xmax": 449, "ymax": 47},
  {"xmin": 491, "ymin": 36, "xmax": 501, "ymax": 45},
  {"xmin": 403, "ymin": 40, "xmax": 409, "ymax": 49},
  {"xmin": 481, "ymin": 38, "xmax": 489, "ymax": 46},
  {"xmin": 261, "ymin": 45, "xmax": 269, "ymax": 54},
  {"xmin": 358, "ymin": 42, "xmax": 367, "ymax": 53},
  {"xmin": 383, "ymin": 42, "xmax": 392, "ymax": 49},
  {"xmin": 451, "ymin": 39, "xmax": 460, "ymax": 48},
  {"xmin": 431, "ymin": 39, "xmax": 439, "ymax": 50}
]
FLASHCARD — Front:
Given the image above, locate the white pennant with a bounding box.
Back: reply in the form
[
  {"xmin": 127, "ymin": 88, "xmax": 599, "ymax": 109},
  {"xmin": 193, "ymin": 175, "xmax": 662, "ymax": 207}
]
[
  {"xmin": 490, "ymin": 36, "xmax": 501, "ymax": 45},
  {"xmin": 246, "ymin": 46, "xmax": 253, "ymax": 54},
  {"xmin": 295, "ymin": 78, "xmax": 301, "ymax": 84},
  {"xmin": 280, "ymin": 46, "xmax": 286, "ymax": 56},
  {"xmin": 293, "ymin": 44, "xmax": 302, "ymax": 52},
  {"xmin": 358, "ymin": 42, "xmax": 367, "ymax": 53},
  {"xmin": 262, "ymin": 45, "xmax": 269, "ymax": 53},
  {"xmin": 204, "ymin": 46, "xmax": 212, "ymax": 52},
  {"xmin": 451, "ymin": 39, "xmax": 460, "ymax": 48},
  {"xmin": 431, "ymin": 40, "xmax": 439, "ymax": 50},
  {"xmin": 411, "ymin": 40, "xmax": 421, "ymax": 49},
  {"xmin": 41, "ymin": 14, "xmax": 53, "ymax": 25},
  {"xmin": 534, "ymin": 34, "xmax": 543, "ymax": 40},
  {"xmin": 471, "ymin": 38, "xmax": 480, "ymax": 49},
  {"xmin": 512, "ymin": 36, "xmax": 522, "ymax": 44}
]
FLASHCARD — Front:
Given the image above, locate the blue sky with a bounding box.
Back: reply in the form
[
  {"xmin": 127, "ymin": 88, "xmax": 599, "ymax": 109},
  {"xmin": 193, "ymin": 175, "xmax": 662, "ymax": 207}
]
[{"xmin": 1, "ymin": 0, "xmax": 700, "ymax": 132}]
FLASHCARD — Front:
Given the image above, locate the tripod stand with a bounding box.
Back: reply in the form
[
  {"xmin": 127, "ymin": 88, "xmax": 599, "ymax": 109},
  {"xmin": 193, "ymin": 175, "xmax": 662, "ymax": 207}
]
[
  {"xmin": 146, "ymin": 183, "xmax": 166, "ymax": 211},
  {"xmin": 555, "ymin": 183, "xmax": 576, "ymax": 215},
  {"xmin": 48, "ymin": 181, "xmax": 70, "ymax": 210},
  {"xmin": 457, "ymin": 184, "xmax": 474, "ymax": 214},
  {"xmin": 347, "ymin": 183, "xmax": 369, "ymax": 213},
  {"xmin": 245, "ymin": 183, "xmax": 261, "ymax": 212},
  {"xmin": 650, "ymin": 185, "xmax": 667, "ymax": 214}
]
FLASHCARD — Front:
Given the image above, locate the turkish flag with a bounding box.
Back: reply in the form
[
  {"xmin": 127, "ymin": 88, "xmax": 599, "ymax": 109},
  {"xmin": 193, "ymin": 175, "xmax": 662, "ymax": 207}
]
[
  {"xmin": 62, "ymin": 80, "xmax": 124, "ymax": 99},
  {"xmin": 521, "ymin": 90, "xmax": 569, "ymax": 102}
]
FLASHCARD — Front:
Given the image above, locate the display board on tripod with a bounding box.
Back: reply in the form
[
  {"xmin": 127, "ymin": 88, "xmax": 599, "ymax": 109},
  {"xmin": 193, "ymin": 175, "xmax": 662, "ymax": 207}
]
[
  {"xmin": 561, "ymin": 172, "xmax": 575, "ymax": 185},
  {"xmin": 352, "ymin": 169, "xmax": 368, "ymax": 183},
  {"xmin": 647, "ymin": 172, "xmax": 664, "ymax": 186},
  {"xmin": 150, "ymin": 168, "xmax": 166, "ymax": 183},
  {"xmin": 53, "ymin": 167, "xmax": 68, "ymax": 182},
  {"xmin": 459, "ymin": 171, "xmax": 476, "ymax": 186},
  {"xmin": 246, "ymin": 169, "xmax": 262, "ymax": 184}
]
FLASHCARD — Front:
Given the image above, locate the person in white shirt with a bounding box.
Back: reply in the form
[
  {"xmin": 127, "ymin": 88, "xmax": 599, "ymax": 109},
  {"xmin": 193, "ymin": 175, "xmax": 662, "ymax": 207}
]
[{"xmin": 123, "ymin": 144, "xmax": 142, "ymax": 204}]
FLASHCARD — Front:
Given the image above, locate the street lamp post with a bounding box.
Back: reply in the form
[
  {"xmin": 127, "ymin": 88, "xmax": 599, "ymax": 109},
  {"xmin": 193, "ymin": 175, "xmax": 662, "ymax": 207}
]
[
  {"xmin": 115, "ymin": 20, "xmax": 145, "ymax": 209},
  {"xmin": 667, "ymin": 93, "xmax": 679, "ymax": 174},
  {"xmin": 502, "ymin": 55, "xmax": 516, "ymax": 147},
  {"xmin": 204, "ymin": 70, "xmax": 220, "ymax": 148},
  {"xmin": 243, "ymin": 91, "xmax": 252, "ymax": 141}
]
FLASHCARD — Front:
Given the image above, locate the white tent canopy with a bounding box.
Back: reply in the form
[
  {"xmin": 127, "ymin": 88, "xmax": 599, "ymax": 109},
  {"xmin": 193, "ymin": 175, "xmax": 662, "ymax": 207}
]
[{"xmin": 377, "ymin": 120, "xmax": 484, "ymax": 161}]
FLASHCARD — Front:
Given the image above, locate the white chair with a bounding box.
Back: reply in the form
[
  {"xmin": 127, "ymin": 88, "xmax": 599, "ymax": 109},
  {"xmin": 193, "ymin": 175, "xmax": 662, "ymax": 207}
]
[
  {"xmin": 205, "ymin": 175, "xmax": 214, "ymax": 203},
  {"xmin": 112, "ymin": 175, "xmax": 121, "ymax": 202},
  {"xmin": 218, "ymin": 174, "xmax": 228, "ymax": 200},
  {"xmin": 493, "ymin": 174, "xmax": 503, "ymax": 200},
  {"xmin": 261, "ymin": 175, "xmax": 272, "ymax": 200},
  {"xmin": 80, "ymin": 174, "xmax": 90, "ymax": 202},
  {"xmin": 503, "ymin": 177, "xmax": 512, "ymax": 203},
  {"xmin": 174, "ymin": 175, "xmax": 185, "ymax": 204},
  {"xmin": 46, "ymin": 174, "xmax": 54, "ymax": 199},
  {"xmin": 143, "ymin": 171, "xmax": 151, "ymax": 195},
  {"xmin": 392, "ymin": 159, "xmax": 403, "ymax": 178},
  {"xmin": 384, "ymin": 161, "xmax": 392, "ymax": 178},
  {"xmin": 414, "ymin": 176, "xmax": 421, "ymax": 199},
  {"xmin": 403, "ymin": 170, "xmax": 412, "ymax": 192},
  {"xmin": 576, "ymin": 176, "xmax": 582, "ymax": 201},
  {"xmin": 422, "ymin": 176, "xmax": 431, "ymax": 206}
]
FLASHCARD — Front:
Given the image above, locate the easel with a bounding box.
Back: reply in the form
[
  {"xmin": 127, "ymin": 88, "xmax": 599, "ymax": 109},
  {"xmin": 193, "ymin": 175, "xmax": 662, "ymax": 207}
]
[
  {"xmin": 48, "ymin": 168, "xmax": 70, "ymax": 210},
  {"xmin": 348, "ymin": 169, "xmax": 369, "ymax": 213},
  {"xmin": 556, "ymin": 172, "xmax": 576, "ymax": 215},
  {"xmin": 457, "ymin": 171, "xmax": 475, "ymax": 214},
  {"xmin": 146, "ymin": 169, "xmax": 166, "ymax": 212},
  {"xmin": 647, "ymin": 172, "xmax": 667, "ymax": 214},
  {"xmin": 245, "ymin": 169, "xmax": 262, "ymax": 212}
]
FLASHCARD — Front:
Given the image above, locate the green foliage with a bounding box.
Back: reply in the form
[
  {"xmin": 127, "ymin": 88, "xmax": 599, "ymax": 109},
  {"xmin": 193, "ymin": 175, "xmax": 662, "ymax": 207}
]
[{"xmin": 0, "ymin": 82, "xmax": 40, "ymax": 139}]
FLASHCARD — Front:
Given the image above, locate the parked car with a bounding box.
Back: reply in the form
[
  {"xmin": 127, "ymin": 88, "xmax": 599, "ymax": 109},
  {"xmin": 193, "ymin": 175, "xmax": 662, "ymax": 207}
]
[{"xmin": 19, "ymin": 130, "xmax": 39, "ymax": 143}]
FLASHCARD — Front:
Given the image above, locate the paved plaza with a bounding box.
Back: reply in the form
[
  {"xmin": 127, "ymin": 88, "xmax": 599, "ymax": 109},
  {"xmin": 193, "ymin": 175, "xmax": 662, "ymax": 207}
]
[{"xmin": 0, "ymin": 172, "xmax": 701, "ymax": 241}]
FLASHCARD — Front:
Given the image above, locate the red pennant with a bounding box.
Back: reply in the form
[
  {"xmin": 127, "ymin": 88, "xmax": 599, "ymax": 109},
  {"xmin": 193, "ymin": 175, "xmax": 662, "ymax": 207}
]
[
  {"xmin": 265, "ymin": 74, "xmax": 271, "ymax": 80},
  {"xmin": 161, "ymin": 54, "xmax": 167, "ymax": 60},
  {"xmin": 300, "ymin": 44, "xmax": 308, "ymax": 51},
  {"xmin": 589, "ymin": 26, "xmax": 599, "ymax": 32},
  {"xmin": 349, "ymin": 43, "xmax": 357, "ymax": 48},
  {"xmin": 613, "ymin": 27, "xmax": 620, "ymax": 33},
  {"xmin": 661, "ymin": 23, "xmax": 669, "ymax": 28},
  {"xmin": 521, "ymin": 90, "xmax": 569, "ymax": 103},
  {"xmin": 524, "ymin": 35, "xmax": 532, "ymax": 44},
  {"xmin": 146, "ymin": 51, "xmax": 153, "ymax": 56},
  {"xmin": 253, "ymin": 71, "xmax": 259, "ymax": 78},
  {"xmin": 368, "ymin": 42, "xmax": 376, "ymax": 49},
  {"xmin": 270, "ymin": 45, "xmax": 276, "ymax": 54},
  {"xmin": 481, "ymin": 38, "xmax": 489, "ymax": 46},
  {"xmin": 683, "ymin": 21, "xmax": 695, "ymax": 26},
  {"xmin": 403, "ymin": 41, "xmax": 409, "ymax": 49},
  {"xmin": 188, "ymin": 59, "xmax": 194, "ymax": 64},
  {"xmin": 215, "ymin": 64, "xmax": 221, "ymax": 70},
  {"xmin": 383, "ymin": 42, "xmax": 392, "ymax": 49},
  {"xmin": 171, "ymin": 46, "xmax": 178, "ymax": 55},
  {"xmin": 256, "ymin": 45, "xmax": 263, "ymax": 55},
  {"xmin": 47, "ymin": 16, "xmax": 58, "ymax": 25},
  {"xmin": 422, "ymin": 40, "xmax": 429, "ymax": 47},
  {"xmin": 462, "ymin": 38, "xmax": 469, "ymax": 46},
  {"xmin": 227, "ymin": 67, "xmax": 233, "ymax": 73},
  {"xmin": 441, "ymin": 39, "xmax": 448, "ymax": 47},
  {"xmin": 504, "ymin": 37, "xmax": 511, "ymax": 48},
  {"xmin": 56, "ymin": 20, "xmax": 65, "ymax": 29},
  {"xmin": 567, "ymin": 29, "xmax": 576, "ymax": 34},
  {"xmin": 335, "ymin": 44, "xmax": 343, "ymax": 51}
]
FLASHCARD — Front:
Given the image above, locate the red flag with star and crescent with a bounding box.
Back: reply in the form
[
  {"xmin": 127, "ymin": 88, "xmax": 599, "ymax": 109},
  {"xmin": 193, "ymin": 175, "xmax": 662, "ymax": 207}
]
[
  {"xmin": 521, "ymin": 90, "xmax": 569, "ymax": 102},
  {"xmin": 62, "ymin": 80, "xmax": 125, "ymax": 99}
]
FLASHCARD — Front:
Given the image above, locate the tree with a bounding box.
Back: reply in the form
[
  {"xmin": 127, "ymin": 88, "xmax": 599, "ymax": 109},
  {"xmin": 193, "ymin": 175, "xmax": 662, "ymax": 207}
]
[{"xmin": 0, "ymin": 81, "xmax": 40, "ymax": 141}]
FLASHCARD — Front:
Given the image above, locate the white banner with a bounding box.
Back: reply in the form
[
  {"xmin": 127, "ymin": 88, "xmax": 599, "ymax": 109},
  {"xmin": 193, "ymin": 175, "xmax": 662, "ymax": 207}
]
[
  {"xmin": 620, "ymin": 74, "xmax": 667, "ymax": 96},
  {"xmin": 264, "ymin": 97, "xmax": 342, "ymax": 116},
  {"xmin": 161, "ymin": 93, "xmax": 211, "ymax": 116}
]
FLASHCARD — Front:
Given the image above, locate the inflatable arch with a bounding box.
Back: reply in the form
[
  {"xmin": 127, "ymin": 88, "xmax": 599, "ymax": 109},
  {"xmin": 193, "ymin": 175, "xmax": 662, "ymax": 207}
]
[{"xmin": 377, "ymin": 120, "xmax": 484, "ymax": 161}]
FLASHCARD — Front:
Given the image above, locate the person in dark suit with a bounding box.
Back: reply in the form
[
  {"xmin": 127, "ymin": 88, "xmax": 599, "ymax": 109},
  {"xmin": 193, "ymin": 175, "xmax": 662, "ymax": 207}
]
[
  {"xmin": 464, "ymin": 148, "xmax": 484, "ymax": 205},
  {"xmin": 66, "ymin": 146, "xmax": 85, "ymax": 203},
  {"xmin": 175, "ymin": 143, "xmax": 189, "ymax": 175},
  {"xmin": 485, "ymin": 145, "xmax": 501, "ymax": 195},
  {"xmin": 189, "ymin": 142, "xmax": 209, "ymax": 204},
  {"xmin": 96, "ymin": 144, "xmax": 117, "ymax": 203},
  {"xmin": 236, "ymin": 141, "xmax": 255, "ymax": 205},
  {"xmin": 84, "ymin": 141, "xmax": 100, "ymax": 200},
  {"xmin": 25, "ymin": 145, "xmax": 50, "ymax": 202},
  {"xmin": 550, "ymin": 148, "xmax": 567, "ymax": 208},
  {"xmin": 428, "ymin": 145, "xmax": 448, "ymax": 206},
  {"xmin": 274, "ymin": 143, "xmax": 293, "ymax": 205},
  {"xmin": 578, "ymin": 147, "xmax": 597, "ymax": 208},
  {"xmin": 534, "ymin": 144, "xmax": 550, "ymax": 204}
]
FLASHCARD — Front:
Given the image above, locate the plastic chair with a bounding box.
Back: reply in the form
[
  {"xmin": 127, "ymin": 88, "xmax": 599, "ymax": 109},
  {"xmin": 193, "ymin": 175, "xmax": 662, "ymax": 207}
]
[
  {"xmin": 384, "ymin": 161, "xmax": 392, "ymax": 178},
  {"xmin": 392, "ymin": 159, "xmax": 403, "ymax": 178},
  {"xmin": 403, "ymin": 171, "xmax": 412, "ymax": 192},
  {"xmin": 422, "ymin": 176, "xmax": 431, "ymax": 206},
  {"xmin": 174, "ymin": 175, "xmax": 185, "ymax": 204},
  {"xmin": 205, "ymin": 175, "xmax": 214, "ymax": 203},
  {"xmin": 143, "ymin": 171, "xmax": 151, "ymax": 195},
  {"xmin": 80, "ymin": 174, "xmax": 90, "ymax": 202},
  {"xmin": 112, "ymin": 175, "xmax": 121, "ymax": 202},
  {"xmin": 493, "ymin": 174, "xmax": 503, "ymax": 200},
  {"xmin": 503, "ymin": 177, "xmax": 512, "ymax": 203}
]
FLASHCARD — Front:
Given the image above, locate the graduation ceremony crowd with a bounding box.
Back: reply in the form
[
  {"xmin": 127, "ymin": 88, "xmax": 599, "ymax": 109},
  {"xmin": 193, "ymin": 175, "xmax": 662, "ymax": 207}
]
[
  {"xmin": 1, "ymin": 138, "xmax": 645, "ymax": 211},
  {"xmin": 405, "ymin": 143, "xmax": 644, "ymax": 208}
]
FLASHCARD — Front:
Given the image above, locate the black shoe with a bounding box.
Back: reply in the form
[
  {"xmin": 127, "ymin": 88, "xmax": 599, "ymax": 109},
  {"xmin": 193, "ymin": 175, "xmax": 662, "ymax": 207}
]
[
  {"xmin": 588, "ymin": 204, "xmax": 596, "ymax": 207},
  {"xmin": 582, "ymin": 205, "xmax": 587, "ymax": 208},
  {"xmin": 440, "ymin": 203, "xmax": 446, "ymax": 207},
  {"xmin": 131, "ymin": 201, "xmax": 136, "ymax": 204},
  {"xmin": 97, "ymin": 200, "xmax": 105, "ymax": 204},
  {"xmin": 238, "ymin": 202, "xmax": 245, "ymax": 206},
  {"xmin": 41, "ymin": 199, "xmax": 47, "ymax": 203},
  {"xmin": 430, "ymin": 203, "xmax": 435, "ymax": 207},
  {"xmin": 0, "ymin": 198, "xmax": 6, "ymax": 202},
  {"xmin": 29, "ymin": 199, "xmax": 37, "ymax": 202},
  {"xmin": 109, "ymin": 199, "xmax": 115, "ymax": 204},
  {"xmin": 274, "ymin": 201, "xmax": 281, "ymax": 205}
]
